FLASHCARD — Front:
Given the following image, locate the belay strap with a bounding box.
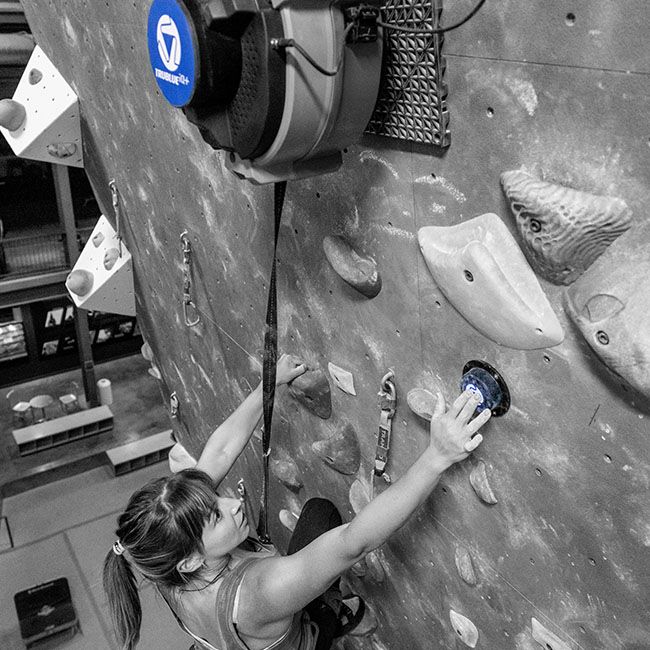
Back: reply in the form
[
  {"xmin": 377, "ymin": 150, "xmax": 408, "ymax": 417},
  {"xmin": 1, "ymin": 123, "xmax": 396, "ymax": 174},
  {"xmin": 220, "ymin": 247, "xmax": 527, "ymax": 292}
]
[{"xmin": 257, "ymin": 180, "xmax": 287, "ymax": 544}]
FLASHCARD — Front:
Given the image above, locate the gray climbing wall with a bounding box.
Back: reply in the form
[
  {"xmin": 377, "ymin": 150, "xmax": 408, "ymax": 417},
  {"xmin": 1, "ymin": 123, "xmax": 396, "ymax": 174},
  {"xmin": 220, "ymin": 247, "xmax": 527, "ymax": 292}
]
[{"xmin": 17, "ymin": 1, "xmax": 650, "ymax": 648}]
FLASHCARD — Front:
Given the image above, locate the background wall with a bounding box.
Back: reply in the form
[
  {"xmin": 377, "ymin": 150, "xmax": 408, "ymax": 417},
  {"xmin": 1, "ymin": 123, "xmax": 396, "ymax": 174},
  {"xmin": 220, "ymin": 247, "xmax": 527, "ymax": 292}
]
[{"xmin": 19, "ymin": 1, "xmax": 650, "ymax": 648}]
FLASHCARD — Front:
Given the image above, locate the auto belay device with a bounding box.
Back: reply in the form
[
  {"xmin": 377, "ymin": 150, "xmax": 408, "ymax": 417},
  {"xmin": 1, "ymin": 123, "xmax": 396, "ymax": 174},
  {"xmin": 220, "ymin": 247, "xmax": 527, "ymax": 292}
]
[
  {"xmin": 460, "ymin": 360, "xmax": 511, "ymax": 417},
  {"xmin": 147, "ymin": 0, "xmax": 383, "ymax": 183}
]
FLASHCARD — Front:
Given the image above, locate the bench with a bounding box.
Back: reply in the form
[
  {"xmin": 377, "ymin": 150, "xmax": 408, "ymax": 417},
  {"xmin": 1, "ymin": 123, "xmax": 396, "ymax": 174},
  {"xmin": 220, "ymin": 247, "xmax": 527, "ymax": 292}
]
[
  {"xmin": 12, "ymin": 406, "xmax": 114, "ymax": 456},
  {"xmin": 106, "ymin": 429, "xmax": 174, "ymax": 476}
]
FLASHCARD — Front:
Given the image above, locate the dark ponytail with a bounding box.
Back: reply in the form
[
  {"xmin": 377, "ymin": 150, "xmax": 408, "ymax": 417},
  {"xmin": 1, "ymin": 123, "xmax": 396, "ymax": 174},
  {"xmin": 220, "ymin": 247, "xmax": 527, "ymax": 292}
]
[
  {"xmin": 102, "ymin": 469, "xmax": 220, "ymax": 648},
  {"xmin": 103, "ymin": 547, "xmax": 142, "ymax": 650}
]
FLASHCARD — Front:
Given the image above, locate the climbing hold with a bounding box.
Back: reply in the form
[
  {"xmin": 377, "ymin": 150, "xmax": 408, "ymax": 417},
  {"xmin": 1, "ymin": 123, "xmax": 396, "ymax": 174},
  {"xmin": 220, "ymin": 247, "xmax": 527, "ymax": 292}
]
[
  {"xmin": 349, "ymin": 600, "xmax": 378, "ymax": 637},
  {"xmin": 311, "ymin": 422, "xmax": 361, "ymax": 475},
  {"xmin": 67, "ymin": 215, "xmax": 135, "ymax": 316},
  {"xmin": 418, "ymin": 213, "xmax": 564, "ymax": 350},
  {"xmin": 531, "ymin": 617, "xmax": 571, "ymax": 650},
  {"xmin": 460, "ymin": 360, "xmax": 510, "ymax": 416},
  {"xmin": 349, "ymin": 478, "xmax": 370, "ymax": 514},
  {"xmin": 141, "ymin": 341, "xmax": 153, "ymax": 362},
  {"xmin": 46, "ymin": 142, "xmax": 77, "ymax": 159},
  {"xmin": 288, "ymin": 369, "xmax": 332, "ymax": 419},
  {"xmin": 322, "ymin": 235, "xmax": 382, "ymax": 298},
  {"xmin": 0, "ymin": 46, "xmax": 83, "ymax": 167},
  {"xmin": 0, "ymin": 98, "xmax": 26, "ymax": 131},
  {"xmin": 328, "ymin": 362, "xmax": 356, "ymax": 396},
  {"xmin": 565, "ymin": 226, "xmax": 650, "ymax": 399},
  {"xmin": 501, "ymin": 170, "xmax": 632, "ymax": 285},
  {"xmin": 168, "ymin": 441, "xmax": 198, "ymax": 473},
  {"xmin": 406, "ymin": 388, "xmax": 441, "ymax": 421},
  {"xmin": 28, "ymin": 68, "xmax": 42, "ymax": 85},
  {"xmin": 92, "ymin": 231, "xmax": 105, "ymax": 247},
  {"xmin": 148, "ymin": 365, "xmax": 162, "ymax": 380},
  {"xmin": 469, "ymin": 460, "xmax": 498, "ymax": 504},
  {"xmin": 270, "ymin": 449, "xmax": 303, "ymax": 491},
  {"xmin": 454, "ymin": 545, "xmax": 478, "ymax": 586},
  {"xmin": 65, "ymin": 269, "xmax": 94, "ymax": 296},
  {"xmin": 449, "ymin": 610, "xmax": 479, "ymax": 648},
  {"xmin": 365, "ymin": 551, "xmax": 386, "ymax": 583},
  {"xmin": 103, "ymin": 247, "xmax": 120, "ymax": 271},
  {"xmin": 279, "ymin": 508, "xmax": 299, "ymax": 533}
]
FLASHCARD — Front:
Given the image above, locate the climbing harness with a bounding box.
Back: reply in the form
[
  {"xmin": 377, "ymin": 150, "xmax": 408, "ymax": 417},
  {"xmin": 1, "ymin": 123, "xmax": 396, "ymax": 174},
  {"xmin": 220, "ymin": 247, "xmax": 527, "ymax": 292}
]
[
  {"xmin": 256, "ymin": 181, "xmax": 287, "ymax": 544},
  {"xmin": 180, "ymin": 230, "xmax": 201, "ymax": 327},
  {"xmin": 108, "ymin": 179, "xmax": 123, "ymax": 257},
  {"xmin": 373, "ymin": 370, "xmax": 396, "ymax": 485}
]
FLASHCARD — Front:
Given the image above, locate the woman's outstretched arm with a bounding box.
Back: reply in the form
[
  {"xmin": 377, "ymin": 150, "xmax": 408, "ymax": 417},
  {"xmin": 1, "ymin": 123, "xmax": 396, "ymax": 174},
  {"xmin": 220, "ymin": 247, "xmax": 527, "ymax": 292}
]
[
  {"xmin": 196, "ymin": 354, "xmax": 305, "ymax": 483},
  {"xmin": 239, "ymin": 389, "xmax": 490, "ymax": 634}
]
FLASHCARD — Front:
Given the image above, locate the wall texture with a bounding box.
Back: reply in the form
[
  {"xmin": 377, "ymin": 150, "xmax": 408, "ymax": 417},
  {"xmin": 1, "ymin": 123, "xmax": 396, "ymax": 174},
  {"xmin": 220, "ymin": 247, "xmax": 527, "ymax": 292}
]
[{"xmin": 19, "ymin": 1, "xmax": 650, "ymax": 648}]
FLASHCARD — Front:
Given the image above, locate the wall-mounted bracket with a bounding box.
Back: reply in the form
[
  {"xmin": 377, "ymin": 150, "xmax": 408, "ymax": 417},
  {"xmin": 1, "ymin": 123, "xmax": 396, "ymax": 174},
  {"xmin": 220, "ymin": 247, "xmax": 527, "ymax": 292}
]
[
  {"xmin": 0, "ymin": 45, "xmax": 83, "ymax": 167},
  {"xmin": 65, "ymin": 215, "xmax": 136, "ymax": 316}
]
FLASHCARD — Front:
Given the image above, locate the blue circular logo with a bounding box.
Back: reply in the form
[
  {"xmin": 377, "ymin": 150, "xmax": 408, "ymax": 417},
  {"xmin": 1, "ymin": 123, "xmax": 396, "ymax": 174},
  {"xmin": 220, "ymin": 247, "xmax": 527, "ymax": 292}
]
[{"xmin": 147, "ymin": 0, "xmax": 197, "ymax": 107}]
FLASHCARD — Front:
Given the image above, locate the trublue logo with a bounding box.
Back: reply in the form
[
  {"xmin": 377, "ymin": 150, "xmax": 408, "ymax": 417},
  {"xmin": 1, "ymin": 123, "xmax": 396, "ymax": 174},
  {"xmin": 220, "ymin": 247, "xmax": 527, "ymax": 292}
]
[{"xmin": 147, "ymin": 0, "xmax": 197, "ymax": 107}]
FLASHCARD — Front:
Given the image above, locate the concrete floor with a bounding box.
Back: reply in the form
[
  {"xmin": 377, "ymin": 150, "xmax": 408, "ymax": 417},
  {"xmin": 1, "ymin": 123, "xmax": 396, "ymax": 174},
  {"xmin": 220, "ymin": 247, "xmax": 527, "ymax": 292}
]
[
  {"xmin": 0, "ymin": 463, "xmax": 189, "ymax": 649},
  {"xmin": 0, "ymin": 354, "xmax": 189, "ymax": 648}
]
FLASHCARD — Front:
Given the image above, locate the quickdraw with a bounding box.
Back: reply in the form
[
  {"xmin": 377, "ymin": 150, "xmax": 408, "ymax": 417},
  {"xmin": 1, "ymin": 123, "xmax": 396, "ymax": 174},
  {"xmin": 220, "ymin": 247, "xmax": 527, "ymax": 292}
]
[
  {"xmin": 108, "ymin": 179, "xmax": 123, "ymax": 258},
  {"xmin": 180, "ymin": 230, "xmax": 201, "ymax": 327},
  {"xmin": 374, "ymin": 369, "xmax": 396, "ymax": 483}
]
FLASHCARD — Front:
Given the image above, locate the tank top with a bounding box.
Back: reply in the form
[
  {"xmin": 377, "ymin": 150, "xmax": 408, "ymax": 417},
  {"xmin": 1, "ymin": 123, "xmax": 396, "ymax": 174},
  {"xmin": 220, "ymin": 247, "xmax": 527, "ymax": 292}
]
[{"xmin": 160, "ymin": 554, "xmax": 319, "ymax": 650}]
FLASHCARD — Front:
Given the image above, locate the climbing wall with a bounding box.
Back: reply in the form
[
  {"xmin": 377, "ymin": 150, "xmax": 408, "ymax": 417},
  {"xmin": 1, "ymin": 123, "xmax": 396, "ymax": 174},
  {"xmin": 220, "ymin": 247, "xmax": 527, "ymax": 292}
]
[{"xmin": 18, "ymin": 1, "xmax": 650, "ymax": 648}]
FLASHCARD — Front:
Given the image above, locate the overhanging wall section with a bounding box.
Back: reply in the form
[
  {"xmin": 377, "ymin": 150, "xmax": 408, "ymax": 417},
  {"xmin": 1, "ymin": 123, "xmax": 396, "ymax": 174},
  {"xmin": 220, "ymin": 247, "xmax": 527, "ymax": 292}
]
[{"xmin": 18, "ymin": 1, "xmax": 650, "ymax": 649}]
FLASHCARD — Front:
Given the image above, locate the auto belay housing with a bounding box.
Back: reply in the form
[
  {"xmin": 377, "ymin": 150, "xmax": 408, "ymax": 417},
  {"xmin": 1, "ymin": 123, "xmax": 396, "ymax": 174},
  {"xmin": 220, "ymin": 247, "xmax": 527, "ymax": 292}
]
[{"xmin": 147, "ymin": 0, "xmax": 383, "ymax": 183}]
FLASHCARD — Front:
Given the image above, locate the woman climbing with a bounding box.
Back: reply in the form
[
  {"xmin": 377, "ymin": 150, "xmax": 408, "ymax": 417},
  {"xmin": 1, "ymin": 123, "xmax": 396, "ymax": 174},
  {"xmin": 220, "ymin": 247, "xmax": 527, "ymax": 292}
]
[{"xmin": 103, "ymin": 378, "xmax": 490, "ymax": 650}]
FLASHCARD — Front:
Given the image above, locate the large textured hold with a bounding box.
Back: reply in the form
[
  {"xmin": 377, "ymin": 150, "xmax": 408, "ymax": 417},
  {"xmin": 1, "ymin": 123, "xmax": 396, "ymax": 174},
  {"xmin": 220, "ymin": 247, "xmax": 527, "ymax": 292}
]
[
  {"xmin": 501, "ymin": 170, "xmax": 632, "ymax": 285},
  {"xmin": 565, "ymin": 226, "xmax": 650, "ymax": 398},
  {"xmin": 449, "ymin": 610, "xmax": 479, "ymax": 648},
  {"xmin": 531, "ymin": 617, "xmax": 571, "ymax": 650},
  {"xmin": 469, "ymin": 460, "xmax": 498, "ymax": 504},
  {"xmin": 270, "ymin": 448, "xmax": 303, "ymax": 491},
  {"xmin": 418, "ymin": 214, "xmax": 564, "ymax": 349},
  {"xmin": 288, "ymin": 369, "xmax": 332, "ymax": 419},
  {"xmin": 311, "ymin": 422, "xmax": 361, "ymax": 475},
  {"xmin": 322, "ymin": 235, "xmax": 382, "ymax": 298},
  {"xmin": 454, "ymin": 546, "xmax": 478, "ymax": 586}
]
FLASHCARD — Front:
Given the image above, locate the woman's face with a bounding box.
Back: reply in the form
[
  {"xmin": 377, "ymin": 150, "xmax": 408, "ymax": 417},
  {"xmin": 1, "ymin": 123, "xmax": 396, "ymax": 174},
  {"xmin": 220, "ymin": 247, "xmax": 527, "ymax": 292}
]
[{"xmin": 200, "ymin": 496, "xmax": 249, "ymax": 559}]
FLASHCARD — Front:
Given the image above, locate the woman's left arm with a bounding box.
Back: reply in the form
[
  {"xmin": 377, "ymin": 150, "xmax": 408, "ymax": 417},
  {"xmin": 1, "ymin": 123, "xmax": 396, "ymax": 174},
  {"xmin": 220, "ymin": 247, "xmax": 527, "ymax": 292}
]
[{"xmin": 196, "ymin": 354, "xmax": 305, "ymax": 483}]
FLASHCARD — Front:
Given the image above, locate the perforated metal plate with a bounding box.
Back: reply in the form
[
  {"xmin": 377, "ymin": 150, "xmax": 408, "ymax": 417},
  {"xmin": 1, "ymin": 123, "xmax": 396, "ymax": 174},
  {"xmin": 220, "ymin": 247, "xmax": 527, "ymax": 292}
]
[{"xmin": 366, "ymin": 0, "xmax": 450, "ymax": 147}]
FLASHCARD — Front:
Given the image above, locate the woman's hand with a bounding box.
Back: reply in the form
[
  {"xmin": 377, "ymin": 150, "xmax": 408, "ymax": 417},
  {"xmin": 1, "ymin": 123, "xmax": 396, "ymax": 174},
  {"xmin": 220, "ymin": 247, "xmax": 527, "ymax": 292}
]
[
  {"xmin": 275, "ymin": 353, "xmax": 307, "ymax": 386},
  {"xmin": 427, "ymin": 389, "xmax": 491, "ymax": 469}
]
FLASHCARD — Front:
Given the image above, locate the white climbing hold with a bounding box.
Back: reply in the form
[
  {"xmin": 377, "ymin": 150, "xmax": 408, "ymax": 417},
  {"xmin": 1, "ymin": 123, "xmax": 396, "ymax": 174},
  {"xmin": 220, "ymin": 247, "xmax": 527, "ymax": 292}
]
[
  {"xmin": 328, "ymin": 362, "xmax": 356, "ymax": 396},
  {"xmin": 469, "ymin": 460, "xmax": 498, "ymax": 504},
  {"xmin": 0, "ymin": 46, "xmax": 83, "ymax": 167},
  {"xmin": 531, "ymin": 617, "xmax": 571, "ymax": 650},
  {"xmin": 449, "ymin": 609, "xmax": 479, "ymax": 648},
  {"xmin": 279, "ymin": 508, "xmax": 299, "ymax": 532},
  {"xmin": 407, "ymin": 388, "xmax": 442, "ymax": 421}
]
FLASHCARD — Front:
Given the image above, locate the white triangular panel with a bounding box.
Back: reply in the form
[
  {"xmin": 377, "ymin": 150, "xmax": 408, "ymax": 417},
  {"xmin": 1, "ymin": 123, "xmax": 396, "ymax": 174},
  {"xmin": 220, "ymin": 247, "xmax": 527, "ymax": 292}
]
[
  {"xmin": 0, "ymin": 45, "xmax": 83, "ymax": 167},
  {"xmin": 66, "ymin": 216, "xmax": 136, "ymax": 316}
]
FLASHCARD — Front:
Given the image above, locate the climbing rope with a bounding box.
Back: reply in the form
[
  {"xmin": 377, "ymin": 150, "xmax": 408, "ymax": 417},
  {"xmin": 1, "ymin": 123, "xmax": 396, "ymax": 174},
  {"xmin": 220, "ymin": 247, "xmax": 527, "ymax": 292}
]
[
  {"xmin": 373, "ymin": 370, "xmax": 396, "ymax": 491},
  {"xmin": 257, "ymin": 181, "xmax": 287, "ymax": 544},
  {"xmin": 180, "ymin": 230, "xmax": 201, "ymax": 327}
]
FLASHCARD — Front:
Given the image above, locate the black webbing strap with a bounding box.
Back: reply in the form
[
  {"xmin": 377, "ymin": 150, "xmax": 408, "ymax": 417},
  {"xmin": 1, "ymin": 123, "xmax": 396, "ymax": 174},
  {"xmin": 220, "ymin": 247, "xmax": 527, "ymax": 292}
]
[{"xmin": 256, "ymin": 180, "xmax": 287, "ymax": 544}]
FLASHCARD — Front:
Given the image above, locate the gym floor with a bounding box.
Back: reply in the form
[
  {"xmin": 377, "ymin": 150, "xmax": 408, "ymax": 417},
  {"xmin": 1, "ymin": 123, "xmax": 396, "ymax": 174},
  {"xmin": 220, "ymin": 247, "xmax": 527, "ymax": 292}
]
[{"xmin": 0, "ymin": 355, "xmax": 188, "ymax": 648}]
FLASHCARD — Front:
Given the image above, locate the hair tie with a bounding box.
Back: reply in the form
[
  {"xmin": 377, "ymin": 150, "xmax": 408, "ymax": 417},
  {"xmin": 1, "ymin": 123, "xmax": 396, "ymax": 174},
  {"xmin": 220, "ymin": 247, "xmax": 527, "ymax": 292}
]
[{"xmin": 113, "ymin": 539, "xmax": 125, "ymax": 556}]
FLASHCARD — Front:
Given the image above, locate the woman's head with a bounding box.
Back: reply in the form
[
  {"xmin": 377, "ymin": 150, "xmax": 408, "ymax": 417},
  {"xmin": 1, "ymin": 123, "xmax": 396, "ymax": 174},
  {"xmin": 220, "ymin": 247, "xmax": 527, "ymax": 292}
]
[
  {"xmin": 113, "ymin": 468, "xmax": 222, "ymax": 585},
  {"xmin": 102, "ymin": 468, "xmax": 231, "ymax": 649}
]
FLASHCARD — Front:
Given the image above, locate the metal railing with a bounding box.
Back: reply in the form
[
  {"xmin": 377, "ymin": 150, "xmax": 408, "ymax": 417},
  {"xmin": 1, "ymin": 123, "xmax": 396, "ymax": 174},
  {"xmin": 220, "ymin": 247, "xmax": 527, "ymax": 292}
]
[{"xmin": 0, "ymin": 231, "xmax": 70, "ymax": 277}]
